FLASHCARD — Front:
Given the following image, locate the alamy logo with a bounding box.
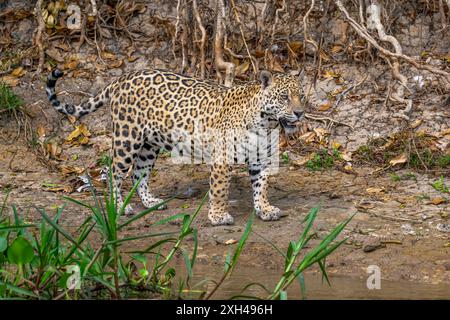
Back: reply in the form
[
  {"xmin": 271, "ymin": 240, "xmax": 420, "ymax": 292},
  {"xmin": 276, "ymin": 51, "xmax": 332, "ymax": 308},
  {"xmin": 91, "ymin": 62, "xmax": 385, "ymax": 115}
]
[
  {"xmin": 47, "ymin": 3, "xmax": 97, "ymax": 30},
  {"xmin": 169, "ymin": 124, "xmax": 280, "ymax": 171},
  {"xmin": 66, "ymin": 4, "xmax": 81, "ymax": 30},
  {"xmin": 66, "ymin": 265, "xmax": 81, "ymax": 290},
  {"xmin": 366, "ymin": 265, "xmax": 381, "ymax": 290}
]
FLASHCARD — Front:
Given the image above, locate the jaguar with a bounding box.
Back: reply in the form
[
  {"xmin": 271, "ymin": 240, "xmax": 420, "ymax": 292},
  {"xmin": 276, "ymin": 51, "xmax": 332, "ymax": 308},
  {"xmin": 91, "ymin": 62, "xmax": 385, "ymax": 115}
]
[{"xmin": 46, "ymin": 68, "xmax": 304, "ymax": 225}]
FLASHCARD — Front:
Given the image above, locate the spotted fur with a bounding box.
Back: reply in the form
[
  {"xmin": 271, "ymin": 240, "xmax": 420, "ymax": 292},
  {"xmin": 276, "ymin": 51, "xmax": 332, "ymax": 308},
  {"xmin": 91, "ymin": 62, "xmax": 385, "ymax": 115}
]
[{"xmin": 46, "ymin": 69, "xmax": 304, "ymax": 225}]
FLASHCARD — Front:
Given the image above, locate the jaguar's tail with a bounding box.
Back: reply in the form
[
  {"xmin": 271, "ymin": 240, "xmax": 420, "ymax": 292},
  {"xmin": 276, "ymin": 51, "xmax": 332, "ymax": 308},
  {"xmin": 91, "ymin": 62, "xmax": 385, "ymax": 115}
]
[{"xmin": 46, "ymin": 69, "xmax": 111, "ymax": 118}]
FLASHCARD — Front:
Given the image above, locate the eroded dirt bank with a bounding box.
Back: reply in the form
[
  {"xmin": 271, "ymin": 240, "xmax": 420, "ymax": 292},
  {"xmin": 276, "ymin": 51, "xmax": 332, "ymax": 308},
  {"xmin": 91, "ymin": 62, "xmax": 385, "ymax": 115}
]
[
  {"xmin": 0, "ymin": 64, "xmax": 449, "ymax": 294},
  {"xmin": 1, "ymin": 136, "xmax": 449, "ymax": 288},
  {"xmin": 0, "ymin": 0, "xmax": 449, "ymax": 297}
]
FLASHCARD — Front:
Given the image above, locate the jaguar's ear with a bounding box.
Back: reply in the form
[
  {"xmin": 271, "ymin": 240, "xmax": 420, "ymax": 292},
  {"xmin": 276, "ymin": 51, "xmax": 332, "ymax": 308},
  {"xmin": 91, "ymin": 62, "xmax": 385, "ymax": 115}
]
[{"xmin": 260, "ymin": 70, "xmax": 273, "ymax": 90}]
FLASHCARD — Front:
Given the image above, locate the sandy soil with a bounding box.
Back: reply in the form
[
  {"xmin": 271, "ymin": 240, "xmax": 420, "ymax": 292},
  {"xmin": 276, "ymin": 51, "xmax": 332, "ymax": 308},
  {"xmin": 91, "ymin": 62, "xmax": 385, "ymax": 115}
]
[
  {"xmin": 1, "ymin": 136, "xmax": 449, "ymax": 287},
  {"xmin": 0, "ymin": 68, "xmax": 448, "ymax": 300}
]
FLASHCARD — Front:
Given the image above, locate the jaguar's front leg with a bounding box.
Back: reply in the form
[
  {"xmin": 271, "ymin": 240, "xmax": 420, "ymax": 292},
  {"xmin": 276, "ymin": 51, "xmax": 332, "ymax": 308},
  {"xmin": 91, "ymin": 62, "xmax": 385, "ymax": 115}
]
[
  {"xmin": 249, "ymin": 163, "xmax": 281, "ymax": 221},
  {"xmin": 208, "ymin": 163, "xmax": 234, "ymax": 226}
]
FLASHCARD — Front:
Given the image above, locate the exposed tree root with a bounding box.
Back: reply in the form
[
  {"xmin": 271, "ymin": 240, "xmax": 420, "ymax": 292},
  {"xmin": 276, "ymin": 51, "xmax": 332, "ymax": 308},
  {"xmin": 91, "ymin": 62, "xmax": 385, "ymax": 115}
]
[
  {"xmin": 193, "ymin": 0, "xmax": 206, "ymax": 79},
  {"xmin": 34, "ymin": 0, "xmax": 46, "ymax": 73},
  {"xmin": 214, "ymin": 0, "xmax": 235, "ymax": 87},
  {"xmin": 366, "ymin": 2, "xmax": 412, "ymax": 120},
  {"xmin": 334, "ymin": 0, "xmax": 450, "ymax": 84}
]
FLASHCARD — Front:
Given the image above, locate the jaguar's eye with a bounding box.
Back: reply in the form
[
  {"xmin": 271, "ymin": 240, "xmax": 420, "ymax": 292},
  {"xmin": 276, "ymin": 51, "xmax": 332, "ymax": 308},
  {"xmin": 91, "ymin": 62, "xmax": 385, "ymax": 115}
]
[{"xmin": 281, "ymin": 93, "xmax": 289, "ymax": 101}]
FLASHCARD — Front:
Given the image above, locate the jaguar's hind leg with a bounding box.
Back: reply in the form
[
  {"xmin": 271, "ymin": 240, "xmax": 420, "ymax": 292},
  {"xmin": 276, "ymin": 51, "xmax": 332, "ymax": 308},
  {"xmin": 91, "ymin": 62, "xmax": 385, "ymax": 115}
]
[
  {"xmin": 208, "ymin": 163, "xmax": 234, "ymax": 226},
  {"xmin": 112, "ymin": 150, "xmax": 136, "ymax": 216},
  {"xmin": 133, "ymin": 142, "xmax": 167, "ymax": 210}
]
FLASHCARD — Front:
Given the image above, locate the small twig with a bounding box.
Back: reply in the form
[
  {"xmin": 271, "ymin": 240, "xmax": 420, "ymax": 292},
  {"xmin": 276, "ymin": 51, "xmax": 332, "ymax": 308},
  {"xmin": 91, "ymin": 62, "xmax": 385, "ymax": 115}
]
[
  {"xmin": 8, "ymin": 147, "xmax": 18, "ymax": 172},
  {"xmin": 303, "ymin": 0, "xmax": 319, "ymax": 61},
  {"xmin": 368, "ymin": 211, "xmax": 422, "ymax": 224},
  {"xmin": 230, "ymin": 0, "xmax": 258, "ymax": 77},
  {"xmin": 271, "ymin": 0, "xmax": 286, "ymax": 47},
  {"xmin": 305, "ymin": 113, "xmax": 354, "ymax": 129},
  {"xmin": 172, "ymin": 0, "xmax": 183, "ymax": 61},
  {"xmin": 411, "ymin": 132, "xmax": 428, "ymax": 172},
  {"xmin": 53, "ymin": 289, "xmax": 71, "ymax": 301},
  {"xmin": 438, "ymin": 0, "xmax": 447, "ymax": 32},
  {"xmin": 333, "ymin": 74, "xmax": 368, "ymax": 108}
]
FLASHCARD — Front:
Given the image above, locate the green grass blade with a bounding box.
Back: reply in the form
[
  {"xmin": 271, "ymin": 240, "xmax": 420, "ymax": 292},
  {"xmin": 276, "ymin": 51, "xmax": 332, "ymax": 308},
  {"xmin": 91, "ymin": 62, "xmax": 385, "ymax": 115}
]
[
  {"xmin": 252, "ymin": 230, "xmax": 286, "ymax": 259},
  {"xmin": 0, "ymin": 281, "xmax": 39, "ymax": 298},
  {"xmin": 297, "ymin": 273, "xmax": 307, "ymax": 300},
  {"xmin": 37, "ymin": 208, "xmax": 85, "ymax": 252},
  {"xmin": 0, "ymin": 225, "xmax": 35, "ymax": 232},
  {"xmin": 318, "ymin": 259, "xmax": 331, "ymax": 286},
  {"xmin": 119, "ymin": 176, "xmax": 143, "ymax": 216},
  {"xmin": 105, "ymin": 231, "xmax": 178, "ymax": 246},
  {"xmin": 62, "ymin": 196, "xmax": 93, "ymax": 210},
  {"xmin": 118, "ymin": 197, "xmax": 176, "ymax": 229}
]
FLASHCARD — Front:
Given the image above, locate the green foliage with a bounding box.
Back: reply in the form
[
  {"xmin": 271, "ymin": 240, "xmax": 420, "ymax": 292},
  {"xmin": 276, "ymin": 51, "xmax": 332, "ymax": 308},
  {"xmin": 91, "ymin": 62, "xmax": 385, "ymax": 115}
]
[
  {"xmin": 306, "ymin": 148, "xmax": 341, "ymax": 171},
  {"xmin": 0, "ymin": 168, "xmax": 196, "ymax": 299},
  {"xmin": 437, "ymin": 154, "xmax": 450, "ymax": 168},
  {"xmin": 354, "ymin": 133, "xmax": 449, "ymax": 171},
  {"xmin": 430, "ymin": 176, "xmax": 449, "ymax": 194},
  {"xmin": 97, "ymin": 153, "xmax": 112, "ymax": 167},
  {"xmin": 0, "ymin": 167, "xmax": 352, "ymax": 300},
  {"xmin": 390, "ymin": 172, "xmax": 417, "ymax": 182},
  {"xmin": 0, "ymin": 82, "xmax": 23, "ymax": 112},
  {"xmin": 281, "ymin": 152, "xmax": 290, "ymax": 165},
  {"xmin": 6, "ymin": 237, "xmax": 34, "ymax": 265}
]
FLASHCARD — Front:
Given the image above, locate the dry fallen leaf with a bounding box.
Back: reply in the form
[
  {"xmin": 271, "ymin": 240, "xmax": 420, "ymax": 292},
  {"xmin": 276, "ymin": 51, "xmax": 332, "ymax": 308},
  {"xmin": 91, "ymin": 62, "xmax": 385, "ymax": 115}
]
[
  {"xmin": 389, "ymin": 153, "xmax": 408, "ymax": 166},
  {"xmin": 355, "ymin": 200, "xmax": 376, "ymax": 211},
  {"xmin": 102, "ymin": 51, "xmax": 117, "ymax": 60},
  {"xmin": 438, "ymin": 128, "xmax": 450, "ymax": 137},
  {"xmin": 109, "ymin": 60, "xmax": 124, "ymax": 69},
  {"xmin": 292, "ymin": 153, "xmax": 315, "ymax": 166},
  {"xmin": 60, "ymin": 166, "xmax": 85, "ymax": 176},
  {"xmin": 44, "ymin": 184, "xmax": 73, "ymax": 193},
  {"xmin": 63, "ymin": 59, "xmax": 79, "ymax": 70},
  {"xmin": 344, "ymin": 163, "xmax": 353, "ymax": 172},
  {"xmin": 224, "ymin": 239, "xmax": 238, "ymax": 245},
  {"xmin": 271, "ymin": 59, "xmax": 284, "ymax": 73},
  {"xmin": 366, "ymin": 187, "xmax": 385, "ymax": 194},
  {"xmin": 323, "ymin": 70, "xmax": 341, "ymax": 79},
  {"xmin": 127, "ymin": 56, "xmax": 139, "ymax": 63},
  {"xmin": 0, "ymin": 75, "xmax": 19, "ymax": 86},
  {"xmin": 313, "ymin": 127, "xmax": 329, "ymax": 143},
  {"xmin": 279, "ymin": 134, "xmax": 288, "ymax": 148},
  {"xmin": 317, "ymin": 101, "xmax": 332, "ymax": 112},
  {"xmin": 288, "ymin": 41, "xmax": 302, "ymax": 54},
  {"xmin": 46, "ymin": 142, "xmax": 62, "ymax": 159},
  {"xmin": 235, "ymin": 60, "xmax": 250, "ymax": 77},
  {"xmin": 46, "ymin": 47, "xmax": 65, "ymax": 63},
  {"xmin": 299, "ymin": 131, "xmax": 316, "ymax": 144},
  {"xmin": 430, "ymin": 197, "xmax": 447, "ymax": 205},
  {"xmin": 66, "ymin": 123, "xmax": 91, "ymax": 145},
  {"xmin": 331, "ymin": 44, "xmax": 344, "ymax": 53},
  {"xmin": 255, "ymin": 49, "xmax": 265, "ymax": 58},
  {"xmin": 37, "ymin": 126, "xmax": 46, "ymax": 138},
  {"xmin": 11, "ymin": 67, "xmax": 27, "ymax": 77},
  {"xmin": 332, "ymin": 141, "xmax": 342, "ymax": 150},
  {"xmin": 67, "ymin": 115, "xmax": 77, "ymax": 124},
  {"xmin": 341, "ymin": 152, "xmax": 352, "ymax": 162},
  {"xmin": 410, "ymin": 119, "xmax": 422, "ymax": 129}
]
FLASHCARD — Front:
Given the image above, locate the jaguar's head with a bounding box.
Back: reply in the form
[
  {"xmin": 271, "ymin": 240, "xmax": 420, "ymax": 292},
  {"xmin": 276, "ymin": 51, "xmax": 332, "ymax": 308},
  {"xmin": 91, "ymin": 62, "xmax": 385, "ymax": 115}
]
[{"xmin": 259, "ymin": 70, "xmax": 306, "ymax": 135}]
